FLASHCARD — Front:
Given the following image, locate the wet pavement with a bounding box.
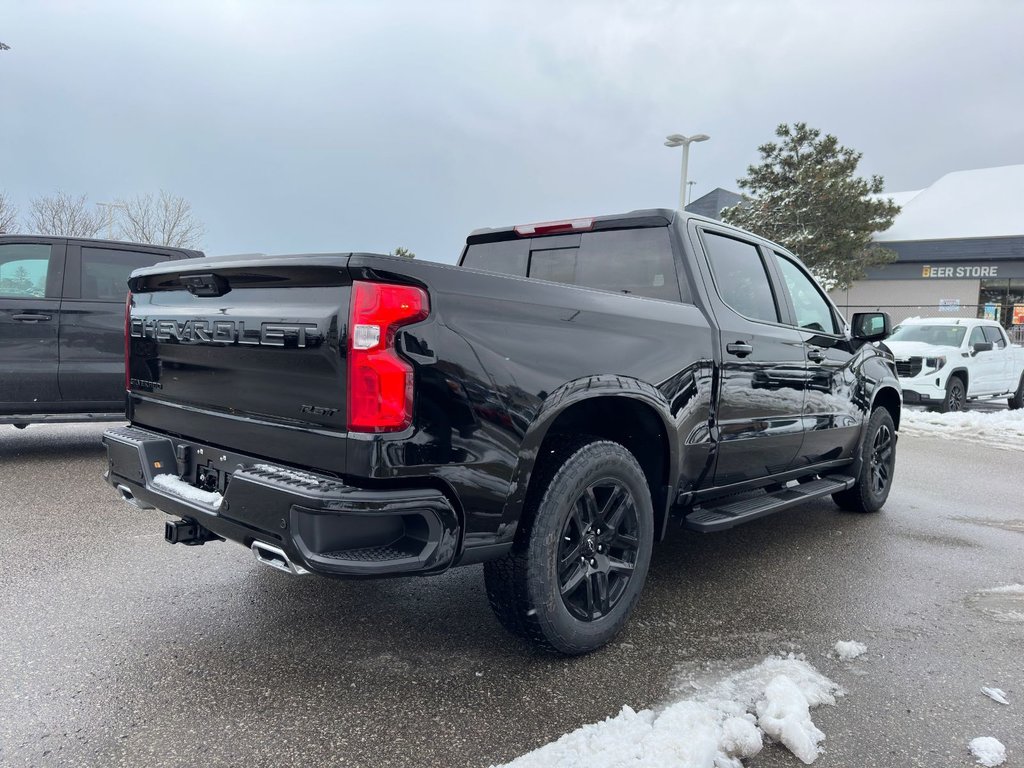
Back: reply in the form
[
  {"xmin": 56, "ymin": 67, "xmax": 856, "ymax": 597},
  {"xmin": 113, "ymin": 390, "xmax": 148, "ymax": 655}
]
[{"xmin": 1, "ymin": 422, "xmax": 1020, "ymax": 767}]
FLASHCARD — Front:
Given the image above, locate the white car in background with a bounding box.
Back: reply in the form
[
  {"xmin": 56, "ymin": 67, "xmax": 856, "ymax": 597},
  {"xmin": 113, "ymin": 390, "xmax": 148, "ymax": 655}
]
[{"xmin": 886, "ymin": 317, "xmax": 1024, "ymax": 412}]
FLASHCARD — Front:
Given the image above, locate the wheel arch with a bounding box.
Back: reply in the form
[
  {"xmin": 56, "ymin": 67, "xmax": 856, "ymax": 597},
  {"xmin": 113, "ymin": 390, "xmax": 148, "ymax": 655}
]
[
  {"xmin": 946, "ymin": 367, "xmax": 969, "ymax": 393},
  {"xmin": 502, "ymin": 379, "xmax": 678, "ymax": 545},
  {"xmin": 871, "ymin": 385, "xmax": 902, "ymax": 431}
]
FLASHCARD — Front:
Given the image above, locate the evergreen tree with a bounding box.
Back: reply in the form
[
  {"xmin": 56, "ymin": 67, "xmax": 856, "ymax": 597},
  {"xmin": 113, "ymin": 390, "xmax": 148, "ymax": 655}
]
[
  {"xmin": 722, "ymin": 122, "xmax": 901, "ymax": 290},
  {"xmin": 391, "ymin": 247, "xmax": 415, "ymax": 259}
]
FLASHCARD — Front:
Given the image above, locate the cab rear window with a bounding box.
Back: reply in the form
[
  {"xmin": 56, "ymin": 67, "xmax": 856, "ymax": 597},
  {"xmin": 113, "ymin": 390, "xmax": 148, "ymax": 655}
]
[{"xmin": 461, "ymin": 227, "xmax": 684, "ymax": 302}]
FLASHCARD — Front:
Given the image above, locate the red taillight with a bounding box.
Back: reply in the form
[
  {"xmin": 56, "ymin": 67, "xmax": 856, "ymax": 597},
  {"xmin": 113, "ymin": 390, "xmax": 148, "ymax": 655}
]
[
  {"xmin": 513, "ymin": 217, "xmax": 593, "ymax": 237},
  {"xmin": 124, "ymin": 290, "xmax": 133, "ymax": 392},
  {"xmin": 347, "ymin": 281, "xmax": 429, "ymax": 433}
]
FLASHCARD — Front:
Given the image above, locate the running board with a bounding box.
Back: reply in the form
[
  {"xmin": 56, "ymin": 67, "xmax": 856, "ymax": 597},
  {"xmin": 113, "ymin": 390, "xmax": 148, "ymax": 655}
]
[{"xmin": 684, "ymin": 475, "xmax": 856, "ymax": 532}]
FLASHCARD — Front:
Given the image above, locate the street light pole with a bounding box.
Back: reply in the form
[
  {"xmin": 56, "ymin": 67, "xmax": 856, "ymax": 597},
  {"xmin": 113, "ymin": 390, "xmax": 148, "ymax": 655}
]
[
  {"xmin": 95, "ymin": 202, "xmax": 125, "ymax": 240},
  {"xmin": 664, "ymin": 133, "xmax": 710, "ymax": 210}
]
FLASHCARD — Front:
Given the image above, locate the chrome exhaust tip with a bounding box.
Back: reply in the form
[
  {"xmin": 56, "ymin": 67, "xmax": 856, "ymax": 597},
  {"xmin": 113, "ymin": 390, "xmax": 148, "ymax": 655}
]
[{"xmin": 251, "ymin": 541, "xmax": 309, "ymax": 576}]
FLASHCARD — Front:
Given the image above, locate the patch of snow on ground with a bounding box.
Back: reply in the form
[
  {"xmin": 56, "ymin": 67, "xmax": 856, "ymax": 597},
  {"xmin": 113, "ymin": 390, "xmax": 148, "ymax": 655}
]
[
  {"xmin": 494, "ymin": 655, "xmax": 841, "ymax": 768},
  {"xmin": 981, "ymin": 687, "xmax": 1009, "ymax": 705},
  {"xmin": 899, "ymin": 408, "xmax": 1024, "ymax": 451},
  {"xmin": 971, "ymin": 584, "xmax": 1024, "ymax": 623},
  {"xmin": 969, "ymin": 736, "xmax": 1006, "ymax": 767},
  {"xmin": 151, "ymin": 473, "xmax": 223, "ymax": 508},
  {"xmin": 833, "ymin": 641, "xmax": 867, "ymax": 660}
]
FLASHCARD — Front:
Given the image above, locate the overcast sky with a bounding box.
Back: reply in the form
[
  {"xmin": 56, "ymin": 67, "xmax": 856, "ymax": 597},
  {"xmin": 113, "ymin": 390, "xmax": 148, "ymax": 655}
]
[{"xmin": 2, "ymin": 0, "xmax": 1022, "ymax": 261}]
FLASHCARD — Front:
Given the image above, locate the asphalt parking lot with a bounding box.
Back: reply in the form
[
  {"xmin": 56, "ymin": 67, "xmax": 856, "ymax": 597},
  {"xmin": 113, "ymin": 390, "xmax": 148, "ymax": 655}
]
[{"xmin": 1, "ymin": 422, "xmax": 1020, "ymax": 767}]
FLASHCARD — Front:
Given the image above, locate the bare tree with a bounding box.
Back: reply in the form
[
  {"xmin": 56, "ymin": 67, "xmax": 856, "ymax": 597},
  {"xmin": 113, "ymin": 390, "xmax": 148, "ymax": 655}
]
[
  {"xmin": 115, "ymin": 191, "xmax": 204, "ymax": 248},
  {"xmin": 0, "ymin": 191, "xmax": 18, "ymax": 234},
  {"xmin": 26, "ymin": 191, "xmax": 104, "ymax": 237}
]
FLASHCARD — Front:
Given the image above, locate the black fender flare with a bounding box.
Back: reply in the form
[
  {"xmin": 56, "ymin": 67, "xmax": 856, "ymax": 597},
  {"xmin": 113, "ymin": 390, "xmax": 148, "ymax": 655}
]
[{"xmin": 498, "ymin": 374, "xmax": 680, "ymax": 543}]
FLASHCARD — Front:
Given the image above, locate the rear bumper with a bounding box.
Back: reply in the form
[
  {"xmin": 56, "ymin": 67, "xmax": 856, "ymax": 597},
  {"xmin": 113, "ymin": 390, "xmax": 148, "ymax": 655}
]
[{"xmin": 103, "ymin": 425, "xmax": 460, "ymax": 577}]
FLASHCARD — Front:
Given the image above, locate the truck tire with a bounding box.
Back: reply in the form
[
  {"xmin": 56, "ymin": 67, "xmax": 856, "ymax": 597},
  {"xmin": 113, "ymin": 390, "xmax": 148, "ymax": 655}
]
[
  {"xmin": 934, "ymin": 375, "xmax": 966, "ymax": 413},
  {"xmin": 832, "ymin": 407, "xmax": 896, "ymax": 513},
  {"xmin": 1009, "ymin": 374, "xmax": 1024, "ymax": 410},
  {"xmin": 484, "ymin": 437, "xmax": 654, "ymax": 655}
]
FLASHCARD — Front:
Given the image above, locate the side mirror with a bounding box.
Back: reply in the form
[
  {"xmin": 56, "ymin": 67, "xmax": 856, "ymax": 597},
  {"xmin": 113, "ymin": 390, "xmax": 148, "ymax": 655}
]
[
  {"xmin": 851, "ymin": 312, "xmax": 891, "ymax": 341},
  {"xmin": 972, "ymin": 341, "xmax": 994, "ymax": 355}
]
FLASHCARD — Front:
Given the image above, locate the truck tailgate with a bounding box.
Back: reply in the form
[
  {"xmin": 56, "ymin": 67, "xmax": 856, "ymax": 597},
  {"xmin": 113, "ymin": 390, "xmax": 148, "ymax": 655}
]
[{"xmin": 126, "ymin": 255, "xmax": 352, "ymax": 473}]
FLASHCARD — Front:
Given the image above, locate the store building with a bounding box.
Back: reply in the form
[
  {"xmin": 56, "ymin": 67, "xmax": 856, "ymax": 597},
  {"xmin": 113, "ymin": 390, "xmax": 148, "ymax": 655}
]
[{"xmin": 829, "ymin": 164, "xmax": 1024, "ymax": 332}]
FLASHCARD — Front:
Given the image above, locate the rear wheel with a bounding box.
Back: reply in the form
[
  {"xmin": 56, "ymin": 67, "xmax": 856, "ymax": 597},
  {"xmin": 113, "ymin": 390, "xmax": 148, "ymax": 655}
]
[
  {"xmin": 832, "ymin": 408, "xmax": 896, "ymax": 513},
  {"xmin": 1009, "ymin": 374, "xmax": 1024, "ymax": 410},
  {"xmin": 484, "ymin": 438, "xmax": 654, "ymax": 655},
  {"xmin": 935, "ymin": 375, "xmax": 966, "ymax": 413}
]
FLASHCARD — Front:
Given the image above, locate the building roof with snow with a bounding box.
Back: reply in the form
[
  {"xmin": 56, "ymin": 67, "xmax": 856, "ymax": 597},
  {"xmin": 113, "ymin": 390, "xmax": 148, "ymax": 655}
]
[
  {"xmin": 875, "ymin": 164, "xmax": 1024, "ymax": 242},
  {"xmin": 685, "ymin": 187, "xmax": 744, "ymax": 221}
]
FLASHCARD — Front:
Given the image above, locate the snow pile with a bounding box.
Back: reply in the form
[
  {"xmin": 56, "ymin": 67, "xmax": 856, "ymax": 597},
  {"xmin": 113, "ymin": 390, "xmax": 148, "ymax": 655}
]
[
  {"xmin": 981, "ymin": 687, "xmax": 1009, "ymax": 705},
  {"xmin": 496, "ymin": 656, "xmax": 841, "ymax": 768},
  {"xmin": 969, "ymin": 736, "xmax": 1006, "ymax": 767},
  {"xmin": 971, "ymin": 584, "xmax": 1024, "ymax": 623},
  {"xmin": 899, "ymin": 408, "xmax": 1024, "ymax": 451},
  {"xmin": 151, "ymin": 473, "xmax": 223, "ymax": 509},
  {"xmin": 833, "ymin": 641, "xmax": 867, "ymax": 660}
]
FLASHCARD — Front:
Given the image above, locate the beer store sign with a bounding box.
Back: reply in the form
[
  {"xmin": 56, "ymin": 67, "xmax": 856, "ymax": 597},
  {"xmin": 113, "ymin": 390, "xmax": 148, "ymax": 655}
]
[{"xmin": 921, "ymin": 264, "xmax": 999, "ymax": 278}]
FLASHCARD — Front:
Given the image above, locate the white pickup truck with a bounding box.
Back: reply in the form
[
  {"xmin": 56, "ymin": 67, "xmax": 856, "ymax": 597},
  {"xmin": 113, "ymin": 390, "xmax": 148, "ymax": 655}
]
[{"xmin": 886, "ymin": 317, "xmax": 1024, "ymax": 412}]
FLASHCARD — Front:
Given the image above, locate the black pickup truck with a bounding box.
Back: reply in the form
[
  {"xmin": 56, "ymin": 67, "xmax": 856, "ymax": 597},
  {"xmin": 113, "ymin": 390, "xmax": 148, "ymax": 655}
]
[
  {"xmin": 0, "ymin": 235, "xmax": 202, "ymax": 428},
  {"xmin": 103, "ymin": 209, "xmax": 900, "ymax": 654}
]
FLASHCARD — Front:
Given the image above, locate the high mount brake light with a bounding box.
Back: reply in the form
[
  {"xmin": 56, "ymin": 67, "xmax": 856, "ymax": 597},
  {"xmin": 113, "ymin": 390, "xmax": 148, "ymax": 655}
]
[
  {"xmin": 347, "ymin": 281, "xmax": 429, "ymax": 433},
  {"xmin": 513, "ymin": 218, "xmax": 594, "ymax": 237},
  {"xmin": 124, "ymin": 290, "xmax": 133, "ymax": 392}
]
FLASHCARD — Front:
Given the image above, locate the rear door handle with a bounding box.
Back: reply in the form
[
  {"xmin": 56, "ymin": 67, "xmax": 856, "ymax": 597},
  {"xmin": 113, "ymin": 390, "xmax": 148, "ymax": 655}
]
[
  {"xmin": 726, "ymin": 342, "xmax": 753, "ymax": 358},
  {"xmin": 12, "ymin": 313, "xmax": 52, "ymax": 323},
  {"xmin": 807, "ymin": 348, "xmax": 826, "ymax": 363}
]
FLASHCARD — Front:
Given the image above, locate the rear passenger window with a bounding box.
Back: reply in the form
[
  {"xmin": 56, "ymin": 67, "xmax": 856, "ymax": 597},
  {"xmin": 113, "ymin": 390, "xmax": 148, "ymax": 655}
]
[
  {"xmin": 982, "ymin": 325, "xmax": 1007, "ymax": 349},
  {"xmin": 0, "ymin": 243, "xmax": 51, "ymax": 299},
  {"xmin": 701, "ymin": 231, "xmax": 778, "ymax": 323},
  {"xmin": 81, "ymin": 247, "xmax": 169, "ymax": 302}
]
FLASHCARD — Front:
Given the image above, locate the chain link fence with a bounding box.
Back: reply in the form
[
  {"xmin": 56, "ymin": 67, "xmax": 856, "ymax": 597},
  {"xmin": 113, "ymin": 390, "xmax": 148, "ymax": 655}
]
[{"xmin": 836, "ymin": 303, "xmax": 1024, "ymax": 343}]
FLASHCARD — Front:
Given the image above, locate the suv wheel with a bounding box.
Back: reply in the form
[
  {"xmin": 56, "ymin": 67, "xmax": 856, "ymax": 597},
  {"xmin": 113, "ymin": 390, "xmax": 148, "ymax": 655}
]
[
  {"xmin": 935, "ymin": 376, "xmax": 966, "ymax": 413},
  {"xmin": 832, "ymin": 408, "xmax": 896, "ymax": 513},
  {"xmin": 1009, "ymin": 374, "xmax": 1024, "ymax": 410},
  {"xmin": 484, "ymin": 438, "xmax": 654, "ymax": 655}
]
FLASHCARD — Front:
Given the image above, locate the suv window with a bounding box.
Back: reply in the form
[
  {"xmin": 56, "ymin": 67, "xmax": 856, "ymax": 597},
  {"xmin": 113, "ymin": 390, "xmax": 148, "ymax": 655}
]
[
  {"xmin": 968, "ymin": 326, "xmax": 986, "ymax": 347},
  {"xmin": 774, "ymin": 252, "xmax": 839, "ymax": 334},
  {"xmin": 81, "ymin": 247, "xmax": 168, "ymax": 302},
  {"xmin": 982, "ymin": 325, "xmax": 1007, "ymax": 349},
  {"xmin": 701, "ymin": 231, "xmax": 778, "ymax": 322},
  {"xmin": 0, "ymin": 243, "xmax": 51, "ymax": 299}
]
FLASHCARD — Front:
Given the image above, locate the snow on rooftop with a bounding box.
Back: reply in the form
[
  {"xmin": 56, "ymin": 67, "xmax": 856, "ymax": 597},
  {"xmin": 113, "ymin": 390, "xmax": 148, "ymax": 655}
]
[
  {"xmin": 875, "ymin": 164, "xmax": 1024, "ymax": 242},
  {"xmin": 495, "ymin": 655, "xmax": 841, "ymax": 768}
]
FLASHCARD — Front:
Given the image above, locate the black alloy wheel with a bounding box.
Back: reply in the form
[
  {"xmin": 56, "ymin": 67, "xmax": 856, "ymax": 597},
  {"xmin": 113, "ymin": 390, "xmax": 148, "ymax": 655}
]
[
  {"xmin": 832, "ymin": 407, "xmax": 897, "ymax": 513},
  {"xmin": 483, "ymin": 437, "xmax": 654, "ymax": 654},
  {"xmin": 557, "ymin": 479, "xmax": 640, "ymax": 622},
  {"xmin": 868, "ymin": 422, "xmax": 894, "ymax": 496}
]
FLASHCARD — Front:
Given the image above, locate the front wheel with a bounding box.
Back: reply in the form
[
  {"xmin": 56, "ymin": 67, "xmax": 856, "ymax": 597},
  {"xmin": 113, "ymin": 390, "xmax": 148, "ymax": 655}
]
[
  {"xmin": 934, "ymin": 376, "xmax": 966, "ymax": 413},
  {"xmin": 832, "ymin": 408, "xmax": 897, "ymax": 513},
  {"xmin": 1009, "ymin": 374, "xmax": 1024, "ymax": 410},
  {"xmin": 484, "ymin": 438, "xmax": 654, "ymax": 655}
]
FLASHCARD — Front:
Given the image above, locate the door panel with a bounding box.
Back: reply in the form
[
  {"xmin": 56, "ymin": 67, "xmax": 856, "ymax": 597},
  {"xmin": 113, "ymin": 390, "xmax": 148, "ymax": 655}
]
[
  {"xmin": 692, "ymin": 228, "xmax": 808, "ymax": 486},
  {"xmin": 0, "ymin": 241, "xmax": 63, "ymax": 409},
  {"xmin": 771, "ymin": 252, "xmax": 863, "ymax": 466},
  {"xmin": 58, "ymin": 245, "xmax": 174, "ymax": 403}
]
